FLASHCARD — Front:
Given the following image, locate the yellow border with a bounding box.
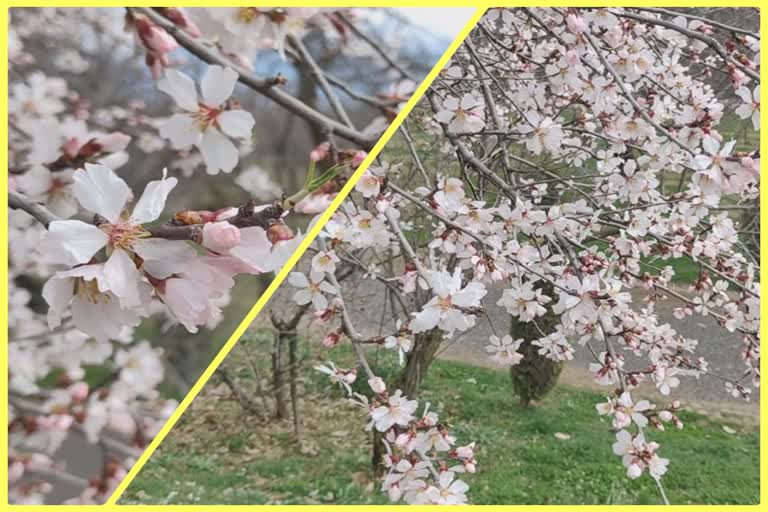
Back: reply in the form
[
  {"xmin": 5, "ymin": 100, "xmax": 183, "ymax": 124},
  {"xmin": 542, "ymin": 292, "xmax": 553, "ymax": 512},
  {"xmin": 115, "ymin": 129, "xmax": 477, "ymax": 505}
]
[{"xmin": 2, "ymin": 2, "xmax": 764, "ymax": 510}]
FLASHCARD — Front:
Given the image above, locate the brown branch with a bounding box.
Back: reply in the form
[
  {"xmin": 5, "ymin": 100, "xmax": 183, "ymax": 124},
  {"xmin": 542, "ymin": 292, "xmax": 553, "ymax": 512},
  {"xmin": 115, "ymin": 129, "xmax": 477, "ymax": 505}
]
[
  {"xmin": 9, "ymin": 191, "xmax": 58, "ymax": 228},
  {"xmin": 133, "ymin": 7, "xmax": 376, "ymax": 149},
  {"xmin": 9, "ymin": 190, "xmax": 284, "ymax": 242}
]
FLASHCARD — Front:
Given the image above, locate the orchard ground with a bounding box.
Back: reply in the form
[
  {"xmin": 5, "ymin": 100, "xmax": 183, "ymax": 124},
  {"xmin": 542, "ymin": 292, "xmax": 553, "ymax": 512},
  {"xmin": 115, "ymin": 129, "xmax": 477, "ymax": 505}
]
[{"xmin": 120, "ymin": 330, "xmax": 759, "ymax": 505}]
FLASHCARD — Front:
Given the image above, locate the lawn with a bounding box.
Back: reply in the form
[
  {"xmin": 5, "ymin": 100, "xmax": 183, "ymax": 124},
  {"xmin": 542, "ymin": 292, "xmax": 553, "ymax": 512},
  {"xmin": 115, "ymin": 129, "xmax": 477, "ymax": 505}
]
[{"xmin": 120, "ymin": 349, "xmax": 759, "ymax": 505}]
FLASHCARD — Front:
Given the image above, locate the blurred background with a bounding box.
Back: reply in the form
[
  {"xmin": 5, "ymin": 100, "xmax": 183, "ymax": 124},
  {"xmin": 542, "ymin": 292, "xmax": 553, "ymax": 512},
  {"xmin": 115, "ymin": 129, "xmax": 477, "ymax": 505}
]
[{"xmin": 9, "ymin": 6, "xmax": 473, "ymax": 397}]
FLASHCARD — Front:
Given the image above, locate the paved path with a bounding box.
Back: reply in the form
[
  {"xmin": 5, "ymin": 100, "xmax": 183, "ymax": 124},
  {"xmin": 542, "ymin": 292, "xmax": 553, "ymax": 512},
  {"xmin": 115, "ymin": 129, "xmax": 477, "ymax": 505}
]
[{"xmin": 345, "ymin": 279, "xmax": 759, "ymax": 421}]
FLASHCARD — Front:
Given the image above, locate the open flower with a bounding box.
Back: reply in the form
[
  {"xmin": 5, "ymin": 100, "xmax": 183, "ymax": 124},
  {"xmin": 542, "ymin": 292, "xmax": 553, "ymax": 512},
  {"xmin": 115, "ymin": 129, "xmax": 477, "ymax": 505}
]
[
  {"xmin": 410, "ymin": 269, "xmax": 487, "ymax": 336},
  {"xmin": 158, "ymin": 65, "xmax": 255, "ymax": 174},
  {"xmin": 497, "ymin": 281, "xmax": 550, "ymax": 321},
  {"xmin": 289, "ymin": 271, "xmax": 336, "ymax": 310},
  {"xmin": 42, "ymin": 163, "xmax": 184, "ymax": 308},
  {"xmin": 42, "ymin": 264, "xmax": 147, "ymax": 342},
  {"xmin": 369, "ymin": 390, "xmax": 418, "ymax": 432},
  {"xmin": 424, "ymin": 471, "xmax": 469, "ymax": 505},
  {"xmin": 384, "ymin": 323, "xmax": 413, "ymax": 366},
  {"xmin": 434, "ymin": 94, "xmax": 485, "ymax": 133},
  {"xmin": 314, "ymin": 362, "xmax": 357, "ymax": 395},
  {"xmin": 486, "ymin": 335, "xmax": 523, "ymax": 366},
  {"xmin": 517, "ymin": 111, "xmax": 564, "ymax": 154},
  {"xmin": 735, "ymin": 84, "xmax": 760, "ymax": 130}
]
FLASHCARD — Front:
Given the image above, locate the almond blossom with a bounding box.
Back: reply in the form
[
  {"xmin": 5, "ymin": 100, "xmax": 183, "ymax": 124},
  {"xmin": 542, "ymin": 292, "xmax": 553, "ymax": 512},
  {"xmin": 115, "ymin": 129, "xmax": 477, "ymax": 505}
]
[
  {"xmin": 485, "ymin": 335, "xmax": 524, "ymax": 366},
  {"xmin": 735, "ymin": 84, "xmax": 760, "ymax": 130},
  {"xmin": 410, "ymin": 269, "xmax": 487, "ymax": 336},
  {"xmin": 289, "ymin": 271, "xmax": 337, "ymax": 310},
  {"xmin": 434, "ymin": 93, "xmax": 485, "ymax": 133},
  {"xmin": 42, "ymin": 163, "xmax": 186, "ymax": 308},
  {"xmin": 158, "ymin": 65, "xmax": 255, "ymax": 174}
]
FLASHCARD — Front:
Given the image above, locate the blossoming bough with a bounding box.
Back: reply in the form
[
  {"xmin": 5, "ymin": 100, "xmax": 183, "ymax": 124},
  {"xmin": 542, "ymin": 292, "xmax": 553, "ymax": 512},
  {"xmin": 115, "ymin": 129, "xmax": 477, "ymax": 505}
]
[
  {"xmin": 287, "ymin": 7, "xmax": 760, "ymax": 505},
  {"xmin": 8, "ymin": 6, "xmax": 423, "ymax": 504}
]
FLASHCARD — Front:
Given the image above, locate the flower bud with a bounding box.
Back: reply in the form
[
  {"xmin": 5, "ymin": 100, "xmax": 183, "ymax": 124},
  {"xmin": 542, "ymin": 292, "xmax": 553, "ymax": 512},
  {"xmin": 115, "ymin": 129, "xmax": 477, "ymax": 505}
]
[
  {"xmin": 212, "ymin": 207, "xmax": 238, "ymax": 221},
  {"xmin": 159, "ymin": 7, "xmax": 201, "ymax": 37},
  {"xmin": 322, "ymin": 331, "xmax": 341, "ymax": 348},
  {"xmin": 340, "ymin": 369, "xmax": 357, "ymax": 385},
  {"xmin": 310, "ymin": 142, "xmax": 331, "ymax": 162},
  {"xmin": 8, "ymin": 462, "xmax": 24, "ymax": 483},
  {"xmin": 566, "ymin": 13, "xmax": 586, "ymax": 33},
  {"xmin": 135, "ymin": 16, "xmax": 178, "ymax": 55},
  {"xmin": 202, "ymin": 221, "xmax": 241, "ymax": 253},
  {"xmin": 61, "ymin": 136, "xmax": 83, "ymax": 159},
  {"xmin": 368, "ymin": 376, "xmax": 386, "ymax": 394},
  {"xmin": 351, "ymin": 150, "xmax": 367, "ymax": 167},
  {"xmin": 267, "ymin": 222, "xmax": 294, "ymax": 243}
]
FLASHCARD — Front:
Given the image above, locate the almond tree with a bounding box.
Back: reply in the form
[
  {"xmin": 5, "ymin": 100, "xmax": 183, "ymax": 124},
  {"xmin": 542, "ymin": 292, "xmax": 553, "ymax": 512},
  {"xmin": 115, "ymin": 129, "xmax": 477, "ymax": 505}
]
[{"xmin": 287, "ymin": 8, "xmax": 759, "ymax": 505}]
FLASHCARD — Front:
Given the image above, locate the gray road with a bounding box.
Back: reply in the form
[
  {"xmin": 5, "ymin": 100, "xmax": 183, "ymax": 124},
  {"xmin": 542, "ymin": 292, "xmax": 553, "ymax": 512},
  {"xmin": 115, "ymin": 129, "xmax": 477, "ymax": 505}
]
[{"xmin": 344, "ymin": 278, "xmax": 759, "ymax": 420}]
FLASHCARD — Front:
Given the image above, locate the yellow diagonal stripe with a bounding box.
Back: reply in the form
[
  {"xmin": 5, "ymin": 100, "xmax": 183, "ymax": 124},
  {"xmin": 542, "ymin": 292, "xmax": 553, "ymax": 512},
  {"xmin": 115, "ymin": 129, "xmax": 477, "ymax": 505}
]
[{"xmin": 105, "ymin": 7, "xmax": 487, "ymax": 504}]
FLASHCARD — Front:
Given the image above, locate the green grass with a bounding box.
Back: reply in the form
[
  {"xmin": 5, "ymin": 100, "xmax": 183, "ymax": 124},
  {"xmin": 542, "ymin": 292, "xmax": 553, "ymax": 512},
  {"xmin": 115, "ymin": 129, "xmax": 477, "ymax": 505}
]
[{"xmin": 120, "ymin": 355, "xmax": 759, "ymax": 505}]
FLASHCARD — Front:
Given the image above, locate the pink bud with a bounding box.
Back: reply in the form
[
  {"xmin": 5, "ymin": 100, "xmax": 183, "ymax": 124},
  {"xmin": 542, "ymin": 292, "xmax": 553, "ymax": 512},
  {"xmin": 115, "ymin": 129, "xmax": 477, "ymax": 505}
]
[
  {"xmin": 267, "ymin": 222, "xmax": 295, "ymax": 243},
  {"xmin": 108, "ymin": 412, "xmax": 138, "ymax": 438},
  {"xmin": 135, "ymin": 17, "xmax": 178, "ymax": 55},
  {"xmin": 202, "ymin": 221, "xmax": 241, "ymax": 253},
  {"xmin": 212, "ymin": 207, "xmax": 238, "ymax": 221},
  {"xmin": 351, "ymin": 150, "xmax": 367, "ymax": 167},
  {"xmin": 61, "ymin": 137, "xmax": 83, "ymax": 159},
  {"xmin": 28, "ymin": 453, "xmax": 52, "ymax": 468},
  {"xmin": 454, "ymin": 442, "xmax": 475, "ymax": 459},
  {"xmin": 310, "ymin": 142, "xmax": 330, "ymax": 162},
  {"xmin": 341, "ymin": 369, "xmax": 357, "ymax": 385},
  {"xmin": 322, "ymin": 331, "xmax": 341, "ymax": 347},
  {"xmin": 368, "ymin": 376, "xmax": 386, "ymax": 394},
  {"xmin": 161, "ymin": 7, "xmax": 201, "ymax": 37}
]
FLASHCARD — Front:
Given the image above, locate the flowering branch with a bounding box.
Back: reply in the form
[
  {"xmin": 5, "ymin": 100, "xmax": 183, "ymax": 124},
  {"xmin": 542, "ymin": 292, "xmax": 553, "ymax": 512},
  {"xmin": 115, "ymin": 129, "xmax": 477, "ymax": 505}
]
[{"xmin": 131, "ymin": 7, "xmax": 377, "ymax": 149}]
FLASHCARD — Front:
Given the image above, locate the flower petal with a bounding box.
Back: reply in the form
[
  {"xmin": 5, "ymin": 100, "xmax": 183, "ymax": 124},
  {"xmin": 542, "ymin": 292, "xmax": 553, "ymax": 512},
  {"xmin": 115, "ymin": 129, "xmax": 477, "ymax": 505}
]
[
  {"xmin": 72, "ymin": 163, "xmax": 131, "ymax": 223},
  {"xmin": 197, "ymin": 128, "xmax": 239, "ymax": 174},
  {"xmin": 410, "ymin": 305, "xmax": 441, "ymax": 333},
  {"xmin": 218, "ymin": 109, "xmax": 254, "ymax": 139},
  {"xmin": 159, "ymin": 113, "xmax": 202, "ymax": 149},
  {"xmin": 130, "ymin": 169, "xmax": 177, "ymax": 224},
  {"xmin": 42, "ymin": 275, "xmax": 75, "ymax": 329},
  {"xmin": 158, "ymin": 69, "xmax": 199, "ymax": 111},
  {"xmin": 134, "ymin": 238, "xmax": 196, "ymax": 279},
  {"xmin": 103, "ymin": 248, "xmax": 142, "ymax": 307},
  {"xmin": 228, "ymin": 226, "xmax": 270, "ymax": 272},
  {"xmin": 201, "ymin": 65, "xmax": 238, "ymax": 107},
  {"xmin": 43, "ymin": 220, "xmax": 109, "ymax": 265}
]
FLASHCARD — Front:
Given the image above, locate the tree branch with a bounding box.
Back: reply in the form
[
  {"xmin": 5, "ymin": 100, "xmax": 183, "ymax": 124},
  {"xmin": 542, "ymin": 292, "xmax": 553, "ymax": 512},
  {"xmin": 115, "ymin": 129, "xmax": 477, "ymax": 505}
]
[{"xmin": 132, "ymin": 7, "xmax": 376, "ymax": 149}]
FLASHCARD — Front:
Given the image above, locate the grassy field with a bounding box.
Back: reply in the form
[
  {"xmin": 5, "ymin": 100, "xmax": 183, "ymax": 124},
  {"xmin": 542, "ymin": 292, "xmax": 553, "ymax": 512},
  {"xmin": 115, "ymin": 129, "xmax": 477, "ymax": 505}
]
[{"xmin": 120, "ymin": 348, "xmax": 759, "ymax": 505}]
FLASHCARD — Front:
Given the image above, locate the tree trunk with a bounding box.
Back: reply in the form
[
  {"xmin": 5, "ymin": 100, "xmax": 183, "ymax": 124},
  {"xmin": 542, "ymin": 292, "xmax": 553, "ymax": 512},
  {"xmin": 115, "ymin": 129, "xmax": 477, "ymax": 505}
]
[
  {"xmin": 271, "ymin": 332, "xmax": 289, "ymax": 420},
  {"xmin": 288, "ymin": 330, "xmax": 303, "ymax": 441},
  {"xmin": 509, "ymin": 283, "xmax": 562, "ymax": 408}
]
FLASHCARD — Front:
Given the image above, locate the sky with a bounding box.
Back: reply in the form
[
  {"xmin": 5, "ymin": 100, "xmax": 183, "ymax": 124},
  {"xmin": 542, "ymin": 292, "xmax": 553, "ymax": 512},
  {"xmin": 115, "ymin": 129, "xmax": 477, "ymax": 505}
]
[{"xmin": 397, "ymin": 7, "xmax": 478, "ymax": 39}]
